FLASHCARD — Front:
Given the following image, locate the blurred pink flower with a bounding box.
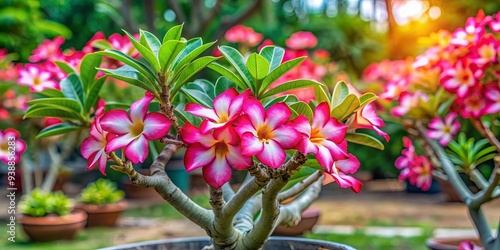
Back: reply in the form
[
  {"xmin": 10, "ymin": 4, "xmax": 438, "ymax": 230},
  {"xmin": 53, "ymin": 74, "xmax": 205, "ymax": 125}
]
[
  {"xmin": 426, "ymin": 113, "xmax": 460, "ymax": 146},
  {"xmin": 29, "ymin": 37, "xmax": 65, "ymax": 62},
  {"xmin": 18, "ymin": 64, "xmax": 58, "ymax": 92},
  {"xmin": 286, "ymin": 31, "xmax": 317, "ymax": 50},
  {"xmin": 0, "ymin": 129, "xmax": 27, "ymax": 164},
  {"xmin": 225, "ymin": 25, "xmax": 263, "ymax": 47}
]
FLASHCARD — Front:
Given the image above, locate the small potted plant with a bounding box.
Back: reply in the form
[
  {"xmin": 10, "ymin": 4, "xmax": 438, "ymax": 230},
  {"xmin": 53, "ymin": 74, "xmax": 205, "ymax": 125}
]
[
  {"xmin": 18, "ymin": 189, "xmax": 87, "ymax": 242},
  {"xmin": 76, "ymin": 178, "xmax": 126, "ymax": 227}
]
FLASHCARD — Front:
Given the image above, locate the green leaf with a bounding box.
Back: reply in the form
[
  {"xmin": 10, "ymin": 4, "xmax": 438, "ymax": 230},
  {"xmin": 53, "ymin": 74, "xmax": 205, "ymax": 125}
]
[
  {"xmin": 27, "ymin": 98, "xmax": 82, "ymax": 113},
  {"xmin": 60, "ymin": 74, "xmax": 84, "ymax": 107},
  {"xmin": 123, "ymin": 30, "xmax": 161, "ymax": 72},
  {"xmin": 158, "ymin": 40, "xmax": 186, "ymax": 73},
  {"xmin": 260, "ymin": 57, "xmax": 306, "ymax": 93},
  {"xmin": 330, "ymin": 81, "xmax": 349, "ymax": 108},
  {"xmin": 98, "ymin": 65, "xmax": 157, "ymax": 93},
  {"xmin": 246, "ymin": 53, "xmax": 270, "ymax": 83},
  {"xmin": 90, "ymin": 39, "xmax": 113, "ymax": 50},
  {"xmin": 180, "ymin": 88, "xmax": 213, "ymax": 108},
  {"xmin": 345, "ymin": 133, "xmax": 385, "ymax": 150},
  {"xmin": 261, "ymin": 79, "xmax": 321, "ymax": 99},
  {"xmin": 331, "ymin": 94, "xmax": 360, "ymax": 121},
  {"xmin": 207, "ymin": 63, "xmax": 246, "ymax": 90},
  {"xmin": 38, "ymin": 89, "xmax": 64, "ymax": 98},
  {"xmin": 104, "ymin": 102, "xmax": 130, "ymax": 111},
  {"xmin": 358, "ymin": 92, "xmax": 378, "ymax": 107},
  {"xmin": 23, "ymin": 107, "xmax": 82, "ymax": 120},
  {"xmin": 96, "ymin": 49, "xmax": 157, "ymax": 85},
  {"xmin": 314, "ymin": 85, "xmax": 330, "ymax": 105},
  {"xmin": 259, "ymin": 46, "xmax": 284, "ymax": 72},
  {"xmin": 163, "ymin": 23, "xmax": 184, "ymax": 43},
  {"xmin": 290, "ymin": 101, "xmax": 313, "ymax": 120},
  {"xmin": 172, "ymin": 41, "xmax": 216, "ymax": 74},
  {"xmin": 170, "ymin": 56, "xmax": 220, "ymax": 99},
  {"xmin": 139, "ymin": 30, "xmax": 161, "ymax": 56},
  {"xmin": 53, "ymin": 61, "xmax": 77, "ymax": 75},
  {"xmin": 36, "ymin": 124, "xmax": 81, "ymax": 139},
  {"xmin": 172, "ymin": 38, "xmax": 202, "ymax": 69},
  {"xmin": 186, "ymin": 79, "xmax": 215, "ymax": 96},
  {"xmin": 80, "ymin": 54, "xmax": 103, "ymax": 93},
  {"xmin": 262, "ymin": 95, "xmax": 298, "ymax": 109},
  {"xmin": 218, "ymin": 46, "xmax": 254, "ymax": 90},
  {"xmin": 84, "ymin": 77, "xmax": 106, "ymax": 112},
  {"xmin": 214, "ymin": 77, "xmax": 234, "ymax": 97}
]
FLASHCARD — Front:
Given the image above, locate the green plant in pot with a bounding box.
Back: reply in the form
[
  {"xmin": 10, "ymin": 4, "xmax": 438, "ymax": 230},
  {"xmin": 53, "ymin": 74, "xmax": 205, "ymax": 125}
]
[
  {"xmin": 76, "ymin": 178, "xmax": 126, "ymax": 227},
  {"xmin": 18, "ymin": 189, "xmax": 87, "ymax": 242}
]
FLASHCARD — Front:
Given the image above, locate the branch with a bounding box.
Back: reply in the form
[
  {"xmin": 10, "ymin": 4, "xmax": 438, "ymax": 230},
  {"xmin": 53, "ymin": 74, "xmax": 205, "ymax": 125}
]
[
  {"xmin": 470, "ymin": 169, "xmax": 500, "ymax": 208},
  {"xmin": 471, "ymin": 118, "xmax": 500, "ymax": 153},
  {"xmin": 233, "ymin": 194, "xmax": 261, "ymax": 232},
  {"xmin": 278, "ymin": 170, "xmax": 323, "ymax": 202},
  {"xmin": 221, "ymin": 182, "xmax": 235, "ymax": 202},
  {"xmin": 468, "ymin": 208, "xmax": 494, "ymax": 248},
  {"xmin": 210, "ymin": 0, "xmax": 264, "ymax": 41},
  {"xmin": 470, "ymin": 169, "xmax": 489, "ymax": 190}
]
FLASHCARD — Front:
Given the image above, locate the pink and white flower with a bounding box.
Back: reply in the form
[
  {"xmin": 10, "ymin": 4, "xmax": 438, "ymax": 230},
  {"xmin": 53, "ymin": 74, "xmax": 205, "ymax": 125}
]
[
  {"xmin": 286, "ymin": 31, "xmax": 318, "ymax": 50},
  {"xmin": 185, "ymin": 88, "xmax": 250, "ymax": 133},
  {"xmin": 426, "ymin": 113, "xmax": 460, "ymax": 146},
  {"xmin": 100, "ymin": 92, "xmax": 172, "ymax": 163},
  {"xmin": 18, "ymin": 64, "xmax": 58, "ymax": 92},
  {"xmin": 323, "ymin": 154, "xmax": 363, "ymax": 193},
  {"xmin": 235, "ymin": 98, "xmax": 301, "ymax": 168},
  {"xmin": 395, "ymin": 138, "xmax": 434, "ymax": 191},
  {"xmin": 81, "ymin": 110, "xmax": 115, "ymax": 175},
  {"xmin": 181, "ymin": 122, "xmax": 252, "ymax": 189},
  {"xmin": 29, "ymin": 37, "xmax": 64, "ymax": 63},
  {"xmin": 291, "ymin": 102, "xmax": 349, "ymax": 171},
  {"xmin": 484, "ymin": 83, "xmax": 500, "ymax": 114},
  {"xmin": 0, "ymin": 129, "xmax": 26, "ymax": 164},
  {"xmin": 440, "ymin": 59, "xmax": 479, "ymax": 97}
]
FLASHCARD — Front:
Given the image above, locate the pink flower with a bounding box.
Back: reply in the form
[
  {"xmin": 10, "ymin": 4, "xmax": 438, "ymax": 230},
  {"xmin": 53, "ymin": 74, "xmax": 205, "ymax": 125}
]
[
  {"xmin": 18, "ymin": 64, "xmax": 58, "ymax": 92},
  {"xmin": 225, "ymin": 25, "xmax": 263, "ymax": 47},
  {"xmin": 391, "ymin": 91, "xmax": 428, "ymax": 117},
  {"xmin": 349, "ymin": 104, "xmax": 390, "ymax": 142},
  {"xmin": 100, "ymin": 92, "xmax": 172, "ymax": 163},
  {"xmin": 484, "ymin": 83, "xmax": 500, "ymax": 114},
  {"xmin": 291, "ymin": 102, "xmax": 349, "ymax": 171},
  {"xmin": 323, "ymin": 154, "xmax": 363, "ymax": 193},
  {"xmin": 426, "ymin": 113, "xmax": 460, "ymax": 146},
  {"xmin": 313, "ymin": 49, "xmax": 330, "ymax": 61},
  {"xmin": 29, "ymin": 37, "xmax": 64, "ymax": 62},
  {"xmin": 395, "ymin": 137, "xmax": 416, "ymax": 170},
  {"xmin": 395, "ymin": 138, "xmax": 434, "ymax": 191},
  {"xmin": 235, "ymin": 98, "xmax": 301, "ymax": 168},
  {"xmin": 458, "ymin": 240, "xmax": 482, "ymax": 250},
  {"xmin": 185, "ymin": 88, "xmax": 250, "ymax": 133},
  {"xmin": 286, "ymin": 31, "xmax": 318, "ymax": 50},
  {"xmin": 440, "ymin": 59, "xmax": 479, "ymax": 97},
  {"xmin": 450, "ymin": 17, "xmax": 484, "ymax": 47},
  {"xmin": 181, "ymin": 123, "xmax": 252, "ymax": 189},
  {"xmin": 490, "ymin": 11, "xmax": 500, "ymax": 32},
  {"xmin": 454, "ymin": 85, "xmax": 487, "ymax": 118},
  {"xmin": 109, "ymin": 33, "xmax": 139, "ymax": 57},
  {"xmin": 0, "ymin": 129, "xmax": 27, "ymax": 164},
  {"xmin": 81, "ymin": 112, "xmax": 115, "ymax": 175}
]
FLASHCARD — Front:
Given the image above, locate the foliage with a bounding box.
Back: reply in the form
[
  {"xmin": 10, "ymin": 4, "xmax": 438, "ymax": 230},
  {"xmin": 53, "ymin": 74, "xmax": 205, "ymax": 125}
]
[
  {"xmin": 19, "ymin": 189, "xmax": 73, "ymax": 217},
  {"xmin": 80, "ymin": 179, "xmax": 124, "ymax": 205}
]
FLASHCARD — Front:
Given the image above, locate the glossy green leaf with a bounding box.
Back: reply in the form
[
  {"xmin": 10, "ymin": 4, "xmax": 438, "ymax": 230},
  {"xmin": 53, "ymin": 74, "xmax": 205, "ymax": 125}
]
[
  {"xmin": 24, "ymin": 107, "xmax": 82, "ymax": 120},
  {"xmin": 218, "ymin": 46, "xmax": 253, "ymax": 90},
  {"xmin": 172, "ymin": 38, "xmax": 203, "ymax": 69},
  {"xmin": 259, "ymin": 46, "xmax": 284, "ymax": 72},
  {"xmin": 60, "ymin": 74, "xmax": 84, "ymax": 107},
  {"xmin": 331, "ymin": 94, "xmax": 359, "ymax": 121},
  {"xmin": 123, "ymin": 30, "xmax": 161, "ymax": 72},
  {"xmin": 139, "ymin": 30, "xmax": 161, "ymax": 56},
  {"xmin": 207, "ymin": 62, "xmax": 246, "ymax": 90},
  {"xmin": 158, "ymin": 40, "xmax": 186, "ymax": 72},
  {"xmin": 90, "ymin": 39, "xmax": 113, "ymax": 50},
  {"xmin": 345, "ymin": 133, "xmax": 384, "ymax": 150},
  {"xmin": 260, "ymin": 57, "xmax": 306, "ymax": 93},
  {"xmin": 80, "ymin": 53, "xmax": 102, "ymax": 93},
  {"xmin": 214, "ymin": 77, "xmax": 234, "ymax": 97},
  {"xmin": 358, "ymin": 92, "xmax": 378, "ymax": 107},
  {"xmin": 96, "ymin": 49, "xmax": 157, "ymax": 84},
  {"xmin": 27, "ymin": 98, "xmax": 82, "ymax": 113},
  {"xmin": 180, "ymin": 88, "xmax": 213, "ymax": 108},
  {"xmin": 246, "ymin": 53, "xmax": 270, "ymax": 83},
  {"xmin": 105, "ymin": 102, "xmax": 131, "ymax": 111},
  {"xmin": 36, "ymin": 123, "xmax": 81, "ymax": 139},
  {"xmin": 290, "ymin": 101, "xmax": 313, "ymax": 120},
  {"xmin": 84, "ymin": 77, "xmax": 106, "ymax": 112},
  {"xmin": 53, "ymin": 61, "xmax": 77, "ymax": 75},
  {"xmin": 261, "ymin": 79, "xmax": 321, "ymax": 99},
  {"xmin": 186, "ymin": 79, "xmax": 215, "ymax": 97},
  {"xmin": 162, "ymin": 23, "xmax": 184, "ymax": 43},
  {"xmin": 38, "ymin": 89, "xmax": 64, "ymax": 98},
  {"xmin": 330, "ymin": 81, "xmax": 349, "ymax": 108},
  {"xmin": 172, "ymin": 41, "xmax": 216, "ymax": 74},
  {"xmin": 314, "ymin": 85, "xmax": 330, "ymax": 105},
  {"xmin": 262, "ymin": 95, "xmax": 298, "ymax": 109},
  {"xmin": 170, "ymin": 56, "xmax": 220, "ymax": 99},
  {"xmin": 98, "ymin": 65, "xmax": 157, "ymax": 93}
]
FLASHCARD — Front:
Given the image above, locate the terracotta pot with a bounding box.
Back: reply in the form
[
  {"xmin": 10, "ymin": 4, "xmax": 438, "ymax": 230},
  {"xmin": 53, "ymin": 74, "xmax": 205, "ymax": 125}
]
[
  {"xmin": 19, "ymin": 209, "xmax": 87, "ymax": 242},
  {"xmin": 426, "ymin": 237, "xmax": 482, "ymax": 250},
  {"xmin": 122, "ymin": 169, "xmax": 163, "ymax": 200},
  {"xmin": 76, "ymin": 200, "xmax": 127, "ymax": 227},
  {"xmin": 272, "ymin": 207, "xmax": 320, "ymax": 236}
]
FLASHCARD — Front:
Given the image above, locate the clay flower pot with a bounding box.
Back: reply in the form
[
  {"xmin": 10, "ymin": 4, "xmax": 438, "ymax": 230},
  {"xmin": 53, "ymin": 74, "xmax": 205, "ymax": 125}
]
[
  {"xmin": 76, "ymin": 200, "xmax": 127, "ymax": 227},
  {"xmin": 273, "ymin": 207, "xmax": 321, "ymax": 236},
  {"xmin": 19, "ymin": 209, "xmax": 87, "ymax": 242}
]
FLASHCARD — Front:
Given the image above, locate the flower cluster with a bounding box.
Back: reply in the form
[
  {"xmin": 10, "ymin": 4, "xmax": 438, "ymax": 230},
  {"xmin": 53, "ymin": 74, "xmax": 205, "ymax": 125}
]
[
  {"xmin": 181, "ymin": 88, "xmax": 362, "ymax": 191},
  {"xmin": 395, "ymin": 137, "xmax": 433, "ymax": 191}
]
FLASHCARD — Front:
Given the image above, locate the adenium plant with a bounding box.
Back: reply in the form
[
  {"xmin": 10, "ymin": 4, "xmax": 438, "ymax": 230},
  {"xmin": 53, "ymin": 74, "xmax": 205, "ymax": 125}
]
[
  {"xmin": 364, "ymin": 10, "xmax": 500, "ymax": 250},
  {"xmin": 23, "ymin": 24, "xmax": 388, "ymax": 250}
]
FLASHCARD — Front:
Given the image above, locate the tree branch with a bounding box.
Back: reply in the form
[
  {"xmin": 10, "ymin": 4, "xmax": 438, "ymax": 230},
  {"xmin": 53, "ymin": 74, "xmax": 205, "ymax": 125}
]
[
  {"xmin": 221, "ymin": 182, "xmax": 235, "ymax": 202},
  {"xmin": 233, "ymin": 194, "xmax": 261, "ymax": 233},
  {"xmin": 470, "ymin": 168, "xmax": 500, "ymax": 208},
  {"xmin": 470, "ymin": 169, "xmax": 489, "ymax": 190},
  {"xmin": 278, "ymin": 170, "xmax": 323, "ymax": 202}
]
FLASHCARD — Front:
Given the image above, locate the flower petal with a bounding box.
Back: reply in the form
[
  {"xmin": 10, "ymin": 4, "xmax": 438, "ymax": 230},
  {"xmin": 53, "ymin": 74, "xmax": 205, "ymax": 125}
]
[
  {"xmin": 100, "ymin": 110, "xmax": 133, "ymax": 135},
  {"xmin": 296, "ymin": 137, "xmax": 319, "ymax": 155},
  {"xmin": 240, "ymin": 132, "xmax": 264, "ymax": 156},
  {"xmin": 226, "ymin": 145, "xmax": 252, "ymax": 170},
  {"xmin": 142, "ymin": 112, "xmax": 172, "ymax": 140},
  {"xmin": 181, "ymin": 122, "xmax": 216, "ymax": 147},
  {"xmin": 184, "ymin": 143, "xmax": 216, "ymax": 172},
  {"xmin": 203, "ymin": 156, "xmax": 232, "ymax": 189},
  {"xmin": 81, "ymin": 136, "xmax": 104, "ymax": 158},
  {"xmin": 312, "ymin": 102, "xmax": 330, "ymax": 128},
  {"xmin": 228, "ymin": 89, "xmax": 251, "ymax": 117},
  {"xmin": 264, "ymin": 102, "xmax": 291, "ymax": 130},
  {"xmin": 185, "ymin": 103, "xmax": 219, "ymax": 121},
  {"xmin": 335, "ymin": 154, "xmax": 360, "ymax": 174},
  {"xmin": 106, "ymin": 133, "xmax": 136, "ymax": 152},
  {"xmin": 321, "ymin": 119, "xmax": 347, "ymax": 143},
  {"xmin": 213, "ymin": 125, "xmax": 240, "ymax": 145},
  {"xmin": 315, "ymin": 145, "xmax": 334, "ymax": 171},
  {"xmin": 272, "ymin": 125, "xmax": 301, "ymax": 149},
  {"xmin": 257, "ymin": 140, "xmax": 286, "ymax": 168},
  {"xmin": 130, "ymin": 92, "xmax": 154, "ymax": 122},
  {"xmin": 321, "ymin": 139, "xmax": 349, "ymax": 161},
  {"xmin": 124, "ymin": 135, "xmax": 149, "ymax": 163},
  {"xmin": 243, "ymin": 98, "xmax": 265, "ymax": 127},
  {"xmin": 235, "ymin": 115, "xmax": 256, "ymax": 136},
  {"xmin": 289, "ymin": 115, "xmax": 311, "ymax": 136},
  {"xmin": 213, "ymin": 88, "xmax": 238, "ymax": 118}
]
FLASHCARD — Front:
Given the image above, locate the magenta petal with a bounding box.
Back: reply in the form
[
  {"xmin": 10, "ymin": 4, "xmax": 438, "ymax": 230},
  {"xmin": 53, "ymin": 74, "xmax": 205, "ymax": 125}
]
[
  {"xmin": 235, "ymin": 115, "xmax": 256, "ymax": 136},
  {"xmin": 296, "ymin": 137, "xmax": 319, "ymax": 155},
  {"xmin": 372, "ymin": 125, "xmax": 390, "ymax": 142},
  {"xmin": 335, "ymin": 154, "xmax": 360, "ymax": 174},
  {"xmin": 243, "ymin": 98, "xmax": 265, "ymax": 127},
  {"xmin": 226, "ymin": 145, "xmax": 252, "ymax": 170},
  {"xmin": 184, "ymin": 143, "xmax": 215, "ymax": 171},
  {"xmin": 272, "ymin": 125, "xmax": 301, "ymax": 149},
  {"xmin": 213, "ymin": 88, "xmax": 238, "ymax": 117},
  {"xmin": 264, "ymin": 102, "xmax": 291, "ymax": 130},
  {"xmin": 200, "ymin": 121, "xmax": 226, "ymax": 133},
  {"xmin": 15, "ymin": 139, "xmax": 27, "ymax": 156},
  {"xmin": 124, "ymin": 135, "xmax": 149, "ymax": 163},
  {"xmin": 241, "ymin": 132, "xmax": 264, "ymax": 155},
  {"xmin": 315, "ymin": 145, "xmax": 334, "ymax": 171},
  {"xmin": 228, "ymin": 89, "xmax": 251, "ymax": 117},
  {"xmin": 106, "ymin": 133, "xmax": 135, "ymax": 152},
  {"xmin": 321, "ymin": 119, "xmax": 347, "ymax": 143},
  {"xmin": 428, "ymin": 118, "xmax": 444, "ymax": 130},
  {"xmin": 213, "ymin": 125, "xmax": 240, "ymax": 145},
  {"xmin": 185, "ymin": 103, "xmax": 219, "ymax": 121},
  {"xmin": 257, "ymin": 140, "xmax": 286, "ymax": 168},
  {"xmin": 142, "ymin": 112, "xmax": 172, "ymax": 140},
  {"xmin": 322, "ymin": 139, "xmax": 349, "ymax": 161},
  {"xmin": 426, "ymin": 130, "xmax": 443, "ymax": 140},
  {"xmin": 290, "ymin": 115, "xmax": 312, "ymax": 136},
  {"xmin": 100, "ymin": 110, "xmax": 133, "ymax": 135},
  {"xmin": 203, "ymin": 156, "xmax": 232, "ymax": 189},
  {"xmin": 181, "ymin": 122, "xmax": 216, "ymax": 147},
  {"xmin": 334, "ymin": 173, "xmax": 363, "ymax": 193},
  {"xmin": 130, "ymin": 93, "xmax": 154, "ymax": 123},
  {"xmin": 312, "ymin": 102, "xmax": 330, "ymax": 128},
  {"xmin": 81, "ymin": 137, "xmax": 104, "ymax": 158}
]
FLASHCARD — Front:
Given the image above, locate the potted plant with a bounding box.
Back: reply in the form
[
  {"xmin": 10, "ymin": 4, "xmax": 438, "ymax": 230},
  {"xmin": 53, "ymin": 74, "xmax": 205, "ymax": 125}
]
[
  {"xmin": 363, "ymin": 10, "xmax": 500, "ymax": 250},
  {"xmin": 18, "ymin": 189, "xmax": 87, "ymax": 242},
  {"xmin": 76, "ymin": 178, "xmax": 126, "ymax": 227},
  {"xmin": 17, "ymin": 24, "xmax": 390, "ymax": 249}
]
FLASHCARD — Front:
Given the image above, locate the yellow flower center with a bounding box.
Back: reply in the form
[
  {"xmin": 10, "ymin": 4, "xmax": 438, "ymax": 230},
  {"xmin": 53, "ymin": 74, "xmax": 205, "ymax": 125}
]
[
  {"xmin": 310, "ymin": 128, "xmax": 324, "ymax": 144},
  {"xmin": 442, "ymin": 125, "xmax": 450, "ymax": 134},
  {"xmin": 218, "ymin": 113, "xmax": 229, "ymax": 123},
  {"xmin": 214, "ymin": 142, "xmax": 229, "ymax": 158},
  {"xmin": 130, "ymin": 121, "xmax": 144, "ymax": 137},
  {"xmin": 257, "ymin": 125, "xmax": 274, "ymax": 144},
  {"xmin": 33, "ymin": 77, "xmax": 41, "ymax": 86},
  {"xmin": 0, "ymin": 142, "xmax": 8, "ymax": 152}
]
